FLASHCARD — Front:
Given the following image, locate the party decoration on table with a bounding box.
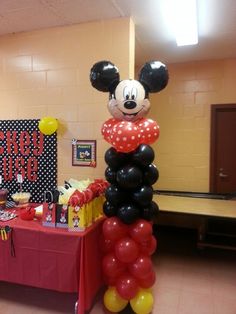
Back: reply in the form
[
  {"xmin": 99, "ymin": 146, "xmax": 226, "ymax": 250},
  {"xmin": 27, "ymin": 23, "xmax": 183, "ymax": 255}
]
[
  {"xmin": 41, "ymin": 178, "xmax": 108, "ymax": 231},
  {"xmin": 42, "ymin": 190, "xmax": 57, "ymax": 227},
  {"xmin": 0, "ymin": 119, "xmax": 57, "ymax": 202},
  {"xmin": 19, "ymin": 206, "xmax": 36, "ymax": 221},
  {"xmin": 38, "ymin": 116, "xmax": 58, "ymax": 135},
  {"xmin": 0, "ymin": 210, "xmax": 17, "ymax": 222},
  {"xmin": 11, "ymin": 192, "xmax": 31, "ymax": 207},
  {"xmin": 67, "ymin": 179, "xmax": 108, "ymax": 231},
  {"xmin": 90, "ymin": 60, "xmax": 168, "ymax": 313}
]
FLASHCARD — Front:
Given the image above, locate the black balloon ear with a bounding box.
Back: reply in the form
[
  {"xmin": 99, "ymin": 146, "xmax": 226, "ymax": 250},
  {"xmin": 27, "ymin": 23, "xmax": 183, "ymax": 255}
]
[
  {"xmin": 90, "ymin": 60, "xmax": 120, "ymax": 92},
  {"xmin": 138, "ymin": 61, "xmax": 169, "ymax": 93}
]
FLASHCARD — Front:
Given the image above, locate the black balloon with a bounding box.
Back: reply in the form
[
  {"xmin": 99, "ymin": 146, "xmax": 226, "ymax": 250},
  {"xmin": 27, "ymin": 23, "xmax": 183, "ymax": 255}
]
[
  {"xmin": 151, "ymin": 201, "xmax": 159, "ymax": 216},
  {"xmin": 105, "ymin": 184, "xmax": 127, "ymax": 206},
  {"xmin": 142, "ymin": 201, "xmax": 159, "ymax": 220},
  {"xmin": 103, "ymin": 201, "xmax": 118, "ymax": 217},
  {"xmin": 117, "ymin": 204, "xmax": 140, "ymax": 224},
  {"xmin": 143, "ymin": 164, "xmax": 159, "ymax": 185},
  {"xmin": 132, "ymin": 185, "xmax": 153, "ymax": 206},
  {"xmin": 90, "ymin": 60, "xmax": 120, "ymax": 92},
  {"xmin": 105, "ymin": 147, "xmax": 128, "ymax": 170},
  {"xmin": 132, "ymin": 144, "xmax": 155, "ymax": 167},
  {"xmin": 117, "ymin": 165, "xmax": 142, "ymax": 190},
  {"xmin": 105, "ymin": 167, "xmax": 117, "ymax": 184},
  {"xmin": 138, "ymin": 61, "xmax": 169, "ymax": 93}
]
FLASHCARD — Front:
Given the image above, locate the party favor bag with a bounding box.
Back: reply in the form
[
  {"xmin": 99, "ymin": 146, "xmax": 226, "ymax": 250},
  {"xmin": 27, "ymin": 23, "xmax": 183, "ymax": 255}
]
[
  {"xmin": 68, "ymin": 205, "xmax": 87, "ymax": 231},
  {"xmin": 42, "ymin": 191, "xmax": 56, "ymax": 227},
  {"xmin": 56, "ymin": 204, "xmax": 68, "ymax": 228}
]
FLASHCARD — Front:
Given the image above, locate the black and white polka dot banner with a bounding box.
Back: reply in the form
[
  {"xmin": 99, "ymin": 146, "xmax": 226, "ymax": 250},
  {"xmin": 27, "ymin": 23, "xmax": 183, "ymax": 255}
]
[{"xmin": 0, "ymin": 119, "xmax": 57, "ymax": 202}]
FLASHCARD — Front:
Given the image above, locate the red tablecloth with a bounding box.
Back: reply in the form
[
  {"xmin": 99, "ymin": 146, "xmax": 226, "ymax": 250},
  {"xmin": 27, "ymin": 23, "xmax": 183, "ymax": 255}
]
[{"xmin": 0, "ymin": 210, "xmax": 104, "ymax": 314}]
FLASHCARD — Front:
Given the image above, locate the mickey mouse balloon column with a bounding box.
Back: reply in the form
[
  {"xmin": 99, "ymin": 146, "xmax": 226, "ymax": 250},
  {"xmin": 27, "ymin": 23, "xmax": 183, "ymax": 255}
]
[{"xmin": 90, "ymin": 61, "xmax": 168, "ymax": 314}]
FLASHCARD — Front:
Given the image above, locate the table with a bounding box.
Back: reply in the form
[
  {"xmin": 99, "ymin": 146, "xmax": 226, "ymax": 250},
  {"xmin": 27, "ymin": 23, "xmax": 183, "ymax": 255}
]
[
  {"xmin": 153, "ymin": 193, "xmax": 236, "ymax": 250},
  {"xmin": 154, "ymin": 194, "xmax": 236, "ymax": 218},
  {"xmin": 0, "ymin": 209, "xmax": 104, "ymax": 314}
]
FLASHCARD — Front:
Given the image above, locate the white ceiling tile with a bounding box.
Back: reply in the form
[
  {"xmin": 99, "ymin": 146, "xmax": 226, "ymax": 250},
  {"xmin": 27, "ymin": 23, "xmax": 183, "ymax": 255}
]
[{"xmin": 0, "ymin": 0, "xmax": 236, "ymax": 65}]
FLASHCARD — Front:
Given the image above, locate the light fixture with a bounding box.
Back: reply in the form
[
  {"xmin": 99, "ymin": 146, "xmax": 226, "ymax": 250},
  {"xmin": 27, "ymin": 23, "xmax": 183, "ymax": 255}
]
[{"xmin": 164, "ymin": 0, "xmax": 198, "ymax": 46}]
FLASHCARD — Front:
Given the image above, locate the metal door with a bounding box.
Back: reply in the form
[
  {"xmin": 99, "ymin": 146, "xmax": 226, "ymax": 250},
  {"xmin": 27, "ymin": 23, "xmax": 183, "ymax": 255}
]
[{"xmin": 210, "ymin": 104, "xmax": 236, "ymax": 193}]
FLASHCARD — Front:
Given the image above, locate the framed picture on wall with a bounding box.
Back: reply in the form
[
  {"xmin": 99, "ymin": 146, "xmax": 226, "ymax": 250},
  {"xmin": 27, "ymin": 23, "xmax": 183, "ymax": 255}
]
[{"xmin": 72, "ymin": 139, "xmax": 96, "ymax": 167}]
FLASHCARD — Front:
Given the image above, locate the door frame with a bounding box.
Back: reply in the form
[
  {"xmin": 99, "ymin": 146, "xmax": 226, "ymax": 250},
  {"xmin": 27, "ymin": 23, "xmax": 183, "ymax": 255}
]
[{"xmin": 210, "ymin": 103, "xmax": 236, "ymax": 193}]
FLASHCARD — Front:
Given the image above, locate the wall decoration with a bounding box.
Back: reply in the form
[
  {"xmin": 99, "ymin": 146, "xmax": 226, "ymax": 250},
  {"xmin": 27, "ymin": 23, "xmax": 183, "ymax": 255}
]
[
  {"xmin": 72, "ymin": 139, "xmax": 96, "ymax": 167},
  {"xmin": 0, "ymin": 119, "xmax": 57, "ymax": 203}
]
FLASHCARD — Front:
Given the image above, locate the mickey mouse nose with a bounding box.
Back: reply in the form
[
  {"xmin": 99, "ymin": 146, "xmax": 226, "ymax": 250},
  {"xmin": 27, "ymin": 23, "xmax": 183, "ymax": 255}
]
[{"xmin": 124, "ymin": 101, "xmax": 136, "ymax": 109}]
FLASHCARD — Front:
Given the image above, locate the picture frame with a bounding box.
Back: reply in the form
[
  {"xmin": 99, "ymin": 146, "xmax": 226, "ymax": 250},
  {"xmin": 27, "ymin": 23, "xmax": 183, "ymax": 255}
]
[{"xmin": 72, "ymin": 139, "xmax": 96, "ymax": 167}]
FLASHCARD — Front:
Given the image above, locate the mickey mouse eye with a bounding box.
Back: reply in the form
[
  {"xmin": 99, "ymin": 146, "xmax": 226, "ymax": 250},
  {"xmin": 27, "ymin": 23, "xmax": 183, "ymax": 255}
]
[
  {"xmin": 131, "ymin": 87, "xmax": 137, "ymax": 100},
  {"xmin": 123, "ymin": 86, "xmax": 130, "ymax": 100}
]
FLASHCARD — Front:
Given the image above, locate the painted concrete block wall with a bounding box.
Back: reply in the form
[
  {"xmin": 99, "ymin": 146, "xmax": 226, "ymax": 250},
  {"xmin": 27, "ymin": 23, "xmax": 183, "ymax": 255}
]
[
  {"xmin": 150, "ymin": 59, "xmax": 236, "ymax": 192},
  {"xmin": 0, "ymin": 17, "xmax": 135, "ymax": 185}
]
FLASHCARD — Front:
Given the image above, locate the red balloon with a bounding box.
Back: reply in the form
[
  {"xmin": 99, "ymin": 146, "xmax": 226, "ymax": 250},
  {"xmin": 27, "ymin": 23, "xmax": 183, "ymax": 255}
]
[
  {"xmin": 116, "ymin": 273, "xmax": 139, "ymax": 300},
  {"xmin": 138, "ymin": 269, "xmax": 156, "ymax": 289},
  {"xmin": 110, "ymin": 121, "xmax": 140, "ymax": 153},
  {"xmin": 140, "ymin": 236, "xmax": 157, "ymax": 256},
  {"xmin": 103, "ymin": 217, "xmax": 128, "ymax": 242},
  {"xmin": 129, "ymin": 255, "xmax": 153, "ymax": 279},
  {"xmin": 102, "ymin": 253, "xmax": 126, "ymax": 278},
  {"xmin": 101, "ymin": 118, "xmax": 118, "ymax": 143},
  {"xmin": 115, "ymin": 237, "xmax": 139, "ymax": 263},
  {"xmin": 103, "ymin": 274, "xmax": 118, "ymax": 286},
  {"xmin": 99, "ymin": 235, "xmax": 115, "ymax": 253},
  {"xmin": 129, "ymin": 219, "xmax": 153, "ymax": 243},
  {"xmin": 137, "ymin": 118, "xmax": 160, "ymax": 145}
]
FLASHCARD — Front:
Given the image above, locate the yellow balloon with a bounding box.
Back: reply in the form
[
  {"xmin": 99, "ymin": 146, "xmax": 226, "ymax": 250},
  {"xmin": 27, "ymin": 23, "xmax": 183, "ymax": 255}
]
[
  {"xmin": 104, "ymin": 286, "xmax": 128, "ymax": 313},
  {"xmin": 38, "ymin": 117, "xmax": 58, "ymax": 135},
  {"xmin": 130, "ymin": 289, "xmax": 154, "ymax": 314}
]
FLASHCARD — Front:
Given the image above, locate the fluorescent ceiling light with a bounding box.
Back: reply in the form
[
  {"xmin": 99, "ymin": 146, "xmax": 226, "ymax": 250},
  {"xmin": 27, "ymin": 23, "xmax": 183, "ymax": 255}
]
[{"xmin": 164, "ymin": 0, "xmax": 198, "ymax": 46}]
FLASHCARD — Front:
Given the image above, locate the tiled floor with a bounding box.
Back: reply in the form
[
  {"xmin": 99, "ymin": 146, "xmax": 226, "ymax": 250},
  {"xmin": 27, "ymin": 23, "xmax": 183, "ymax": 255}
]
[{"xmin": 1, "ymin": 227, "xmax": 236, "ymax": 314}]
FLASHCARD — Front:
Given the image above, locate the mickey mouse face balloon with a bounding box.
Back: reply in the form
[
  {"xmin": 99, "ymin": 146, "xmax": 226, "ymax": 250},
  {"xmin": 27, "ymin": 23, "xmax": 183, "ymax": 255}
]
[
  {"xmin": 90, "ymin": 60, "xmax": 169, "ymax": 122},
  {"xmin": 90, "ymin": 60, "xmax": 169, "ymax": 152},
  {"xmin": 108, "ymin": 80, "xmax": 149, "ymax": 122}
]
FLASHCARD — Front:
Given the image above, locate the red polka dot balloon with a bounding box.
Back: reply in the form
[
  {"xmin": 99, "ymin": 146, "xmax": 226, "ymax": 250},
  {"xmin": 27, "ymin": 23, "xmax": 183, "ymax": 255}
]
[
  {"xmin": 110, "ymin": 121, "xmax": 140, "ymax": 153},
  {"xmin": 101, "ymin": 118, "xmax": 119, "ymax": 144},
  {"xmin": 136, "ymin": 118, "xmax": 160, "ymax": 145}
]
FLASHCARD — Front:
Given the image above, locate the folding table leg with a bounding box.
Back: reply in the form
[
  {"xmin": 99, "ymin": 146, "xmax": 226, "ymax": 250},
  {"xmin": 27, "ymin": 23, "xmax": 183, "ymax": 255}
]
[{"xmin": 74, "ymin": 300, "xmax": 78, "ymax": 314}]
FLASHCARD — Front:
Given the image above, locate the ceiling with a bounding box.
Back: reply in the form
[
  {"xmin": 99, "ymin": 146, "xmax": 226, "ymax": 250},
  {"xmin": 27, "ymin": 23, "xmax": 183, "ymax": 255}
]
[{"xmin": 0, "ymin": 0, "xmax": 236, "ymax": 66}]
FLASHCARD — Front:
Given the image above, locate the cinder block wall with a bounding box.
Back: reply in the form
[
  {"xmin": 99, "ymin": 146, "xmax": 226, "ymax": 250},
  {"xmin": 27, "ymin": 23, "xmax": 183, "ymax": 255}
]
[
  {"xmin": 0, "ymin": 17, "xmax": 135, "ymax": 185},
  {"xmin": 149, "ymin": 59, "xmax": 236, "ymax": 192}
]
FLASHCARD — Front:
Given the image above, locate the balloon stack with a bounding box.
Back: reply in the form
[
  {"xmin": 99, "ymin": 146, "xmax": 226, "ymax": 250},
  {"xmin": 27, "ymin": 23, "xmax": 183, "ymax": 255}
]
[{"xmin": 90, "ymin": 60, "xmax": 168, "ymax": 313}]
